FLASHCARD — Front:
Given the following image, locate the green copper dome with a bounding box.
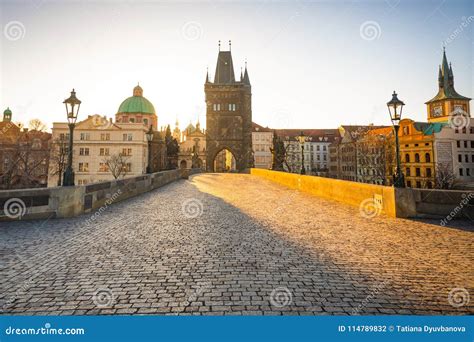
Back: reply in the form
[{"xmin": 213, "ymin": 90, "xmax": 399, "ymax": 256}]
[
  {"xmin": 117, "ymin": 85, "xmax": 156, "ymax": 114},
  {"xmin": 3, "ymin": 107, "xmax": 12, "ymax": 115}
]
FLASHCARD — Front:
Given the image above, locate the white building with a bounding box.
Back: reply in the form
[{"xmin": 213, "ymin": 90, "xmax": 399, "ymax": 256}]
[
  {"xmin": 433, "ymin": 117, "xmax": 474, "ymax": 188},
  {"xmin": 252, "ymin": 123, "xmax": 273, "ymax": 169},
  {"xmin": 276, "ymin": 129, "xmax": 339, "ymax": 176},
  {"xmin": 48, "ymin": 114, "xmax": 150, "ymax": 186}
]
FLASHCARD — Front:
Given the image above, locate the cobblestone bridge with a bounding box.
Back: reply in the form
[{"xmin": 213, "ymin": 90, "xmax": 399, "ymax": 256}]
[{"xmin": 1, "ymin": 174, "xmax": 473, "ymax": 315}]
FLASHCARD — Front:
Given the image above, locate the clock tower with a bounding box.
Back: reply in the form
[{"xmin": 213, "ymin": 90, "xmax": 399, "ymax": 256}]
[{"xmin": 425, "ymin": 48, "xmax": 471, "ymax": 123}]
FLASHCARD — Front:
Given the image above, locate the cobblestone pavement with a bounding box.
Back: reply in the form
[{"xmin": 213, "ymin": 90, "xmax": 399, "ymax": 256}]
[{"xmin": 1, "ymin": 174, "xmax": 473, "ymax": 315}]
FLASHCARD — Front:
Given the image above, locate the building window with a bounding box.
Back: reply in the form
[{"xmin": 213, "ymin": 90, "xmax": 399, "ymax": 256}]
[
  {"xmin": 129, "ymin": 118, "xmax": 135, "ymax": 123},
  {"xmin": 80, "ymin": 133, "xmax": 90, "ymax": 141},
  {"xmin": 405, "ymin": 154, "xmax": 410, "ymax": 163},
  {"xmin": 467, "ymin": 169, "xmax": 471, "ymax": 176},
  {"xmin": 143, "ymin": 119, "xmax": 148, "ymax": 126},
  {"xmin": 100, "ymin": 133, "xmax": 110, "ymax": 141},
  {"xmin": 425, "ymin": 153, "xmax": 430, "ymax": 163},
  {"xmin": 426, "ymin": 168, "xmax": 432, "ymax": 177},
  {"xmin": 99, "ymin": 148, "xmax": 110, "ymax": 156},
  {"xmin": 124, "ymin": 163, "xmax": 132, "ymax": 172},
  {"xmin": 407, "ymin": 180, "xmax": 412, "ymax": 187},
  {"xmin": 415, "ymin": 153, "xmax": 420, "ymax": 163},
  {"xmin": 122, "ymin": 148, "xmax": 132, "ymax": 156},
  {"xmin": 459, "ymin": 168, "xmax": 463, "ymax": 176},
  {"xmin": 464, "ymin": 141, "xmax": 468, "ymax": 148},
  {"xmin": 427, "ymin": 181, "xmax": 432, "ymax": 189},
  {"xmin": 458, "ymin": 154, "xmax": 462, "ymax": 162},
  {"xmin": 99, "ymin": 163, "xmax": 109, "ymax": 172},
  {"xmin": 78, "ymin": 162, "xmax": 89, "ymax": 172},
  {"xmin": 406, "ymin": 168, "xmax": 411, "ymax": 176},
  {"xmin": 457, "ymin": 141, "xmax": 461, "ymax": 148},
  {"xmin": 416, "ymin": 181, "xmax": 421, "ymax": 188},
  {"xmin": 79, "ymin": 148, "xmax": 89, "ymax": 156},
  {"xmin": 465, "ymin": 155, "xmax": 469, "ymax": 163},
  {"xmin": 123, "ymin": 133, "xmax": 133, "ymax": 141},
  {"xmin": 416, "ymin": 168, "xmax": 421, "ymax": 177}
]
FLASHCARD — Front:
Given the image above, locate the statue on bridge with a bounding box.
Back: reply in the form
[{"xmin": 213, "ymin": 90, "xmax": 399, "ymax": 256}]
[{"xmin": 270, "ymin": 132, "xmax": 286, "ymax": 171}]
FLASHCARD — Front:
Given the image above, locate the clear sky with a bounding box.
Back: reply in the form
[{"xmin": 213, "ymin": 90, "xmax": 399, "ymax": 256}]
[{"xmin": 0, "ymin": 0, "xmax": 472, "ymax": 131}]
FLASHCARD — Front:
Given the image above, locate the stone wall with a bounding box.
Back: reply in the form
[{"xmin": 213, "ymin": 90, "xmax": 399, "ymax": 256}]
[
  {"xmin": 410, "ymin": 188, "xmax": 474, "ymax": 221},
  {"xmin": 250, "ymin": 169, "xmax": 474, "ymax": 220},
  {"xmin": 0, "ymin": 169, "xmax": 189, "ymax": 222}
]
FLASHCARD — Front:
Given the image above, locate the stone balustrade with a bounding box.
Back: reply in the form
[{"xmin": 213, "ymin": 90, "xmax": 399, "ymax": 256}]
[{"xmin": 0, "ymin": 169, "xmax": 198, "ymax": 222}]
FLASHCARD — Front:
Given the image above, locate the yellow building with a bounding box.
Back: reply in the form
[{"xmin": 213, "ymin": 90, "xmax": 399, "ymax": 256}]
[{"xmin": 398, "ymin": 120, "xmax": 437, "ymax": 189}]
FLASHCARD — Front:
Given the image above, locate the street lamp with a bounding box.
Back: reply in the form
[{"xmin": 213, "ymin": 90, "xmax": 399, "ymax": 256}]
[
  {"xmin": 387, "ymin": 91, "xmax": 405, "ymax": 188},
  {"xmin": 145, "ymin": 125, "xmax": 154, "ymax": 174},
  {"xmin": 62, "ymin": 89, "xmax": 81, "ymax": 186},
  {"xmin": 295, "ymin": 131, "xmax": 311, "ymax": 175}
]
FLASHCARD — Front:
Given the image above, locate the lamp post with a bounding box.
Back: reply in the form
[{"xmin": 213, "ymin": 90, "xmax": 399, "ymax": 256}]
[
  {"xmin": 146, "ymin": 125, "xmax": 154, "ymax": 174},
  {"xmin": 295, "ymin": 131, "xmax": 311, "ymax": 175},
  {"xmin": 62, "ymin": 89, "xmax": 81, "ymax": 186},
  {"xmin": 387, "ymin": 91, "xmax": 405, "ymax": 188}
]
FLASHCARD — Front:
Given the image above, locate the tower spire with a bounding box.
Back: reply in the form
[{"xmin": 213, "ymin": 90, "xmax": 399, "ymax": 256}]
[
  {"xmin": 229, "ymin": 40, "xmax": 231, "ymax": 51},
  {"xmin": 205, "ymin": 67, "xmax": 209, "ymax": 83},
  {"xmin": 243, "ymin": 59, "xmax": 250, "ymax": 85},
  {"xmin": 218, "ymin": 40, "xmax": 221, "ymax": 51}
]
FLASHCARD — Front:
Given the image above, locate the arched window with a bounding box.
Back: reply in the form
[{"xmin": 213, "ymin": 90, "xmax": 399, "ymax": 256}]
[
  {"xmin": 405, "ymin": 154, "xmax": 410, "ymax": 163},
  {"xmin": 425, "ymin": 153, "xmax": 431, "ymax": 163},
  {"xmin": 415, "ymin": 153, "xmax": 420, "ymax": 163}
]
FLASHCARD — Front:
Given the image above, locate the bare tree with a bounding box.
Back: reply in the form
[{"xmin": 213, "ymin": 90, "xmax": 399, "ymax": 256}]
[
  {"xmin": 28, "ymin": 119, "xmax": 47, "ymax": 132},
  {"xmin": 435, "ymin": 162, "xmax": 456, "ymax": 189},
  {"xmin": 104, "ymin": 153, "xmax": 130, "ymax": 179},
  {"xmin": 49, "ymin": 138, "xmax": 68, "ymax": 186}
]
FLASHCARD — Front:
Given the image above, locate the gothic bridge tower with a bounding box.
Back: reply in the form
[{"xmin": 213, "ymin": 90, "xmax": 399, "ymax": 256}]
[{"xmin": 205, "ymin": 41, "xmax": 253, "ymax": 172}]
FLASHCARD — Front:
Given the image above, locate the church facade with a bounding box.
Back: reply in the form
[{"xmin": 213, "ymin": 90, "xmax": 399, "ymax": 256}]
[{"xmin": 204, "ymin": 42, "xmax": 253, "ymax": 172}]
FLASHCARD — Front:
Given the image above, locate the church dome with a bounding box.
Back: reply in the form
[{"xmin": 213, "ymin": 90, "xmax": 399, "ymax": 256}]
[
  {"xmin": 4, "ymin": 107, "xmax": 12, "ymax": 116},
  {"xmin": 117, "ymin": 85, "xmax": 155, "ymax": 114}
]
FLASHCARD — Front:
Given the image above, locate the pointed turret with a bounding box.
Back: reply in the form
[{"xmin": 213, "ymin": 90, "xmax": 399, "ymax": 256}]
[
  {"xmin": 243, "ymin": 63, "xmax": 250, "ymax": 86},
  {"xmin": 426, "ymin": 48, "xmax": 470, "ymax": 104},
  {"xmin": 205, "ymin": 68, "xmax": 210, "ymax": 84},
  {"xmin": 438, "ymin": 65, "xmax": 443, "ymax": 88},
  {"xmin": 448, "ymin": 62, "xmax": 454, "ymax": 86}
]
